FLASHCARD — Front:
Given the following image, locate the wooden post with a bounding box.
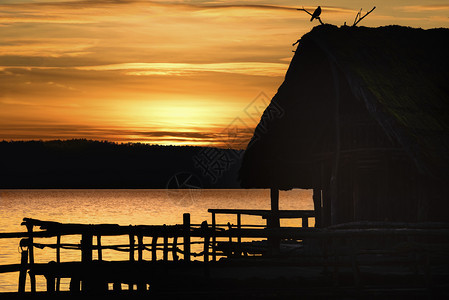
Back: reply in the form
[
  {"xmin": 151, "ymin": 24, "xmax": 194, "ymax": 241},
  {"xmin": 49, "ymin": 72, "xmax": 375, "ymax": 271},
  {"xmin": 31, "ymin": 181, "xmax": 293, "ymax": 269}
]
[
  {"xmin": 172, "ymin": 236, "xmax": 178, "ymax": 261},
  {"xmin": 151, "ymin": 236, "xmax": 158, "ymax": 261},
  {"xmin": 129, "ymin": 233, "xmax": 135, "ymax": 262},
  {"xmin": 237, "ymin": 214, "xmax": 242, "ymax": 257},
  {"xmin": 25, "ymin": 223, "xmax": 36, "ymax": 293},
  {"xmin": 201, "ymin": 221, "xmax": 209, "ymax": 263},
  {"xmin": 211, "ymin": 212, "xmax": 216, "ymax": 262},
  {"xmin": 313, "ymin": 189, "xmax": 322, "ymax": 228},
  {"xmin": 113, "ymin": 282, "xmax": 121, "ymax": 291},
  {"xmin": 201, "ymin": 220, "xmax": 210, "ymax": 278},
  {"xmin": 163, "ymin": 225, "xmax": 169, "ymax": 261},
  {"xmin": 97, "ymin": 235, "xmax": 103, "ymax": 261},
  {"xmin": 81, "ymin": 233, "xmax": 93, "ymax": 263},
  {"xmin": 268, "ymin": 188, "xmax": 280, "ymax": 256},
  {"xmin": 137, "ymin": 234, "xmax": 144, "ymax": 262},
  {"xmin": 18, "ymin": 249, "xmax": 28, "ymax": 293},
  {"xmin": 80, "ymin": 232, "xmax": 93, "ymax": 292},
  {"xmin": 56, "ymin": 235, "xmax": 61, "ymax": 291},
  {"xmin": 70, "ymin": 278, "xmax": 81, "ymax": 293},
  {"xmin": 227, "ymin": 222, "xmax": 233, "ymax": 254},
  {"xmin": 137, "ymin": 282, "xmax": 146, "ymax": 291},
  {"xmin": 270, "ymin": 188, "xmax": 280, "ymax": 228},
  {"xmin": 302, "ymin": 217, "xmax": 309, "ymax": 228},
  {"xmin": 183, "ymin": 213, "xmax": 191, "ymax": 262},
  {"xmin": 46, "ymin": 276, "xmax": 55, "ymax": 293}
]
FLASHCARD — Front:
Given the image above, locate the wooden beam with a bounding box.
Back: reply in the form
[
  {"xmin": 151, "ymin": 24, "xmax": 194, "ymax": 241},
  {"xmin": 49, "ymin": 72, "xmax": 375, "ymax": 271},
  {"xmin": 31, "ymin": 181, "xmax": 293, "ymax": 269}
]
[{"xmin": 208, "ymin": 208, "xmax": 315, "ymax": 218}]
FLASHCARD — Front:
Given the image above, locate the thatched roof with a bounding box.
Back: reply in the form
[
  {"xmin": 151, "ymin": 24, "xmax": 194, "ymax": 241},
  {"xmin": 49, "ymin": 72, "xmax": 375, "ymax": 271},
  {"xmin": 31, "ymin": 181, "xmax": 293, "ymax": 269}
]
[{"xmin": 240, "ymin": 25, "xmax": 449, "ymax": 189}]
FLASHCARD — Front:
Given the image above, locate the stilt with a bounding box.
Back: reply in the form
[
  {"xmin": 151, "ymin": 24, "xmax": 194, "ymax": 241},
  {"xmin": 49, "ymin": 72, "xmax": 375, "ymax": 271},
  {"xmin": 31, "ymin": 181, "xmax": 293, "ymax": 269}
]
[
  {"xmin": 25, "ymin": 224, "xmax": 36, "ymax": 293},
  {"xmin": 268, "ymin": 188, "xmax": 280, "ymax": 255},
  {"xmin": 18, "ymin": 249, "xmax": 28, "ymax": 293},
  {"xmin": 183, "ymin": 213, "xmax": 191, "ymax": 262}
]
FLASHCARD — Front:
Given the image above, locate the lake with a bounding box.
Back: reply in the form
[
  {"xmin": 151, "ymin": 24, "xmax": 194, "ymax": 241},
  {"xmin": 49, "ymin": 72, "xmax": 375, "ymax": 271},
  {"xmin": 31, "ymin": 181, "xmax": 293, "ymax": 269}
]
[{"xmin": 0, "ymin": 189, "xmax": 313, "ymax": 292}]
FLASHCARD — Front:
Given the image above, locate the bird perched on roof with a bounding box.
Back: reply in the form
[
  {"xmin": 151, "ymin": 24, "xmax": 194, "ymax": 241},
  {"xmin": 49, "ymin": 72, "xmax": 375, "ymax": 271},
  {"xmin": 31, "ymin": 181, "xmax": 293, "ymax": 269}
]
[{"xmin": 310, "ymin": 6, "xmax": 321, "ymax": 22}]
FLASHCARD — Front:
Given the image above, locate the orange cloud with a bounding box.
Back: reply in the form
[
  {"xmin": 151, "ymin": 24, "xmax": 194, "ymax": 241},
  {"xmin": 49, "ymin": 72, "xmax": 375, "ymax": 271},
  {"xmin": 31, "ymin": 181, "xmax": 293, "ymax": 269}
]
[
  {"xmin": 75, "ymin": 62, "xmax": 288, "ymax": 77},
  {"xmin": 398, "ymin": 5, "xmax": 449, "ymax": 12}
]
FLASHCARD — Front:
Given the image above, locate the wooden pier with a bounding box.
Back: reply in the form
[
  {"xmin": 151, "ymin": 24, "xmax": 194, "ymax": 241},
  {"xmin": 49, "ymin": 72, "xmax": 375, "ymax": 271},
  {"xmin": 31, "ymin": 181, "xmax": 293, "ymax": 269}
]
[{"xmin": 1, "ymin": 212, "xmax": 449, "ymax": 297}]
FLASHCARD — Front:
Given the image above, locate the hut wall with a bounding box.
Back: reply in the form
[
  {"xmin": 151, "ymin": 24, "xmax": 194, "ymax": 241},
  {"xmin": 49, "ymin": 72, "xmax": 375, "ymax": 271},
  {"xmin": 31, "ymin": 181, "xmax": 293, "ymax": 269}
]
[{"xmin": 319, "ymin": 67, "xmax": 446, "ymax": 224}]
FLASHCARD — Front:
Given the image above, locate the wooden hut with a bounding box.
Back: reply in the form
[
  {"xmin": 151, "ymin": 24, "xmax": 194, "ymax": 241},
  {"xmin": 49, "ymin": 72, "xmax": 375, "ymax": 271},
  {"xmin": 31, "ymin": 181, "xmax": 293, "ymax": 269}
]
[{"xmin": 239, "ymin": 25, "xmax": 449, "ymax": 227}]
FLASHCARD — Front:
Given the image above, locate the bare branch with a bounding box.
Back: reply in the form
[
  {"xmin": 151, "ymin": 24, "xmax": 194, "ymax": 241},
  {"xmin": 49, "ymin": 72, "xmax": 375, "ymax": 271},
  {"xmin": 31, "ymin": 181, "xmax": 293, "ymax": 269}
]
[
  {"xmin": 353, "ymin": 8, "xmax": 362, "ymax": 26},
  {"xmin": 353, "ymin": 6, "xmax": 376, "ymax": 26},
  {"xmin": 297, "ymin": 6, "xmax": 313, "ymax": 17}
]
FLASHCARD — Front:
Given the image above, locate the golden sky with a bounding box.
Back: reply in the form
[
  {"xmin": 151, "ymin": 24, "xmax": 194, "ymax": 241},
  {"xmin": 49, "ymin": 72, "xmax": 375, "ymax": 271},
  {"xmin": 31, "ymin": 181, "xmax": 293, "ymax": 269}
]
[{"xmin": 1, "ymin": 0, "xmax": 448, "ymax": 148}]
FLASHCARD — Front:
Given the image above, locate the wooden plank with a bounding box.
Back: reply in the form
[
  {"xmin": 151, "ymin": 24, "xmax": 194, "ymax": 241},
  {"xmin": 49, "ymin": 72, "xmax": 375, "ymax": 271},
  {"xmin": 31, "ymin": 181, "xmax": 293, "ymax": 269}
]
[
  {"xmin": 0, "ymin": 263, "xmax": 22, "ymax": 274},
  {"xmin": 0, "ymin": 232, "xmax": 33, "ymax": 239},
  {"xmin": 208, "ymin": 209, "xmax": 315, "ymax": 218},
  {"xmin": 199, "ymin": 227, "xmax": 449, "ymax": 239},
  {"xmin": 21, "ymin": 218, "xmax": 184, "ymax": 237}
]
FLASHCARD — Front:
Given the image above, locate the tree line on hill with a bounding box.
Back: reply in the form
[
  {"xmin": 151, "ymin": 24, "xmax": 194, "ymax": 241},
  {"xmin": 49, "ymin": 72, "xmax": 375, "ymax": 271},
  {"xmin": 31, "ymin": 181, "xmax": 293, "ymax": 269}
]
[{"xmin": 0, "ymin": 139, "xmax": 243, "ymax": 189}]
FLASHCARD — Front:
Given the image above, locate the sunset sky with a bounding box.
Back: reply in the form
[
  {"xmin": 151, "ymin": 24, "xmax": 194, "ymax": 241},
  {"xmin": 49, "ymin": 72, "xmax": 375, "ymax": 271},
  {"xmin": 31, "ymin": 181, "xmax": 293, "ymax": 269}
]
[{"xmin": 1, "ymin": 0, "xmax": 448, "ymax": 148}]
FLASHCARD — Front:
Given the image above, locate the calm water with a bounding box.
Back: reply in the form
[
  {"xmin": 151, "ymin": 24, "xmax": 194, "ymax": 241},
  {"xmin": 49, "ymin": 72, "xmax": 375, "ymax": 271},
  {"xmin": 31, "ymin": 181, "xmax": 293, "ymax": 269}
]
[{"xmin": 0, "ymin": 189, "xmax": 312, "ymax": 292}]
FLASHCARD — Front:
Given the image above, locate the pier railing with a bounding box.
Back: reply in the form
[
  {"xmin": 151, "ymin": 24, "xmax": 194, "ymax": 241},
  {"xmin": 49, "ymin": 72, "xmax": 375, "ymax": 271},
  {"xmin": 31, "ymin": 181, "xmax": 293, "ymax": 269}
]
[
  {"xmin": 208, "ymin": 208, "xmax": 315, "ymax": 260},
  {"xmin": 1, "ymin": 215, "xmax": 449, "ymax": 295}
]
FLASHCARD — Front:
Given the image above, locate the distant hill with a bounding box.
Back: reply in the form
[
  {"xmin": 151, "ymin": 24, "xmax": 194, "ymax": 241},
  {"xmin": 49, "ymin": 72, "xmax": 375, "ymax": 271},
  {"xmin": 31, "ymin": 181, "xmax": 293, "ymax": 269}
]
[{"xmin": 0, "ymin": 140, "xmax": 243, "ymax": 189}]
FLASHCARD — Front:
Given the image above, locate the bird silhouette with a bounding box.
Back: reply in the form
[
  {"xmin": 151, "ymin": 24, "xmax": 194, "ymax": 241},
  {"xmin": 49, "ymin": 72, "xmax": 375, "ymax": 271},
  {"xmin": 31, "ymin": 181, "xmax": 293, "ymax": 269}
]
[{"xmin": 310, "ymin": 6, "xmax": 321, "ymax": 22}]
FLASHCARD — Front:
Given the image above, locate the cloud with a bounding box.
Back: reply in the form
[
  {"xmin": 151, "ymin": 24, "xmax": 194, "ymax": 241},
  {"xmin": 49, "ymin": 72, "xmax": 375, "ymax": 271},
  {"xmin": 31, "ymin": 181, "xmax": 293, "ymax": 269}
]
[
  {"xmin": 398, "ymin": 5, "xmax": 449, "ymax": 12},
  {"xmin": 0, "ymin": 61, "xmax": 288, "ymax": 77},
  {"xmin": 0, "ymin": 0, "xmax": 352, "ymax": 25},
  {"xmin": 75, "ymin": 62, "xmax": 287, "ymax": 77},
  {"xmin": 0, "ymin": 38, "xmax": 96, "ymax": 57}
]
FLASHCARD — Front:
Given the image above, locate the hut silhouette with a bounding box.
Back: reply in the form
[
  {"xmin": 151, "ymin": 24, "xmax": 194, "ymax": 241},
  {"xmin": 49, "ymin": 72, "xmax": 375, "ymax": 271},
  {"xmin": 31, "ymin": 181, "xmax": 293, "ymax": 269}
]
[{"xmin": 240, "ymin": 25, "xmax": 449, "ymax": 227}]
